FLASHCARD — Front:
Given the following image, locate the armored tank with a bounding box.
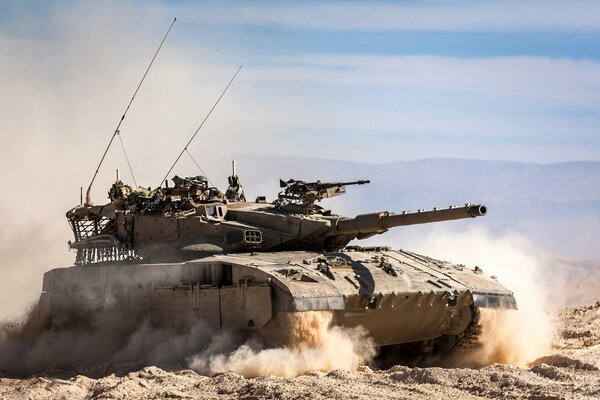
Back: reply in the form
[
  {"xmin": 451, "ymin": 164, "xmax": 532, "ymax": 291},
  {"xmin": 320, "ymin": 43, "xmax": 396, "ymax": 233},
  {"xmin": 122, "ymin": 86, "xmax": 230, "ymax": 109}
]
[{"xmin": 39, "ymin": 164, "xmax": 516, "ymax": 351}]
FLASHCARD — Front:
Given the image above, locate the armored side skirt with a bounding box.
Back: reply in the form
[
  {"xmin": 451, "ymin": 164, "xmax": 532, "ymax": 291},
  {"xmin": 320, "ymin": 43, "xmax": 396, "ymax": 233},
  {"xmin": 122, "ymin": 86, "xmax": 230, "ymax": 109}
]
[{"xmin": 41, "ymin": 249, "xmax": 516, "ymax": 346}]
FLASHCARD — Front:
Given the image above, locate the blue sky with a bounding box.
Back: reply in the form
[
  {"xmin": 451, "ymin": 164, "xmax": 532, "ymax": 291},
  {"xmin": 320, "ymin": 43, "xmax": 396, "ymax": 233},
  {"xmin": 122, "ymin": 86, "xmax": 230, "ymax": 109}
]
[
  {"xmin": 171, "ymin": 2, "xmax": 600, "ymax": 60},
  {"xmin": 2, "ymin": 0, "xmax": 600, "ymax": 167}
]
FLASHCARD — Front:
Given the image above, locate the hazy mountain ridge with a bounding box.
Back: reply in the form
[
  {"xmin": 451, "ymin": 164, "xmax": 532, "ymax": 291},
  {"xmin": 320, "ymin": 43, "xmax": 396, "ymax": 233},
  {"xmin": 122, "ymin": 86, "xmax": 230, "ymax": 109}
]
[
  {"xmin": 235, "ymin": 155, "xmax": 600, "ymax": 203},
  {"xmin": 230, "ymin": 155, "xmax": 600, "ymax": 259}
]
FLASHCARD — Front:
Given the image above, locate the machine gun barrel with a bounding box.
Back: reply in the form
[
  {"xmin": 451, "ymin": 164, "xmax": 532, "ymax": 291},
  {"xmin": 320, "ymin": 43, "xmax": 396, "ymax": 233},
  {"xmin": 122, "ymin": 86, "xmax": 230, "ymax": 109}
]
[
  {"xmin": 278, "ymin": 178, "xmax": 370, "ymax": 204},
  {"xmin": 327, "ymin": 180, "xmax": 370, "ymax": 188},
  {"xmin": 335, "ymin": 204, "xmax": 486, "ymax": 235},
  {"xmin": 280, "ymin": 179, "xmax": 370, "ymax": 190}
]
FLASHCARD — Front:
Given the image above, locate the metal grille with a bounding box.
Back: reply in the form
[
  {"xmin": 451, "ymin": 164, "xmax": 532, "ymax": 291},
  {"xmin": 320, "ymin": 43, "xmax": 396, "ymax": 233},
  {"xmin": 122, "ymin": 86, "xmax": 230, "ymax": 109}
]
[
  {"xmin": 69, "ymin": 216, "xmax": 113, "ymax": 241},
  {"xmin": 75, "ymin": 247, "xmax": 140, "ymax": 266},
  {"xmin": 68, "ymin": 213, "xmax": 141, "ymax": 265}
]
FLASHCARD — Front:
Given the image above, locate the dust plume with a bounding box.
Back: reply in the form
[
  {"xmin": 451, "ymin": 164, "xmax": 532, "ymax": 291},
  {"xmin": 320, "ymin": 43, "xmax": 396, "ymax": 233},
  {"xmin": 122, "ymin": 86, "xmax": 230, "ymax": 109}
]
[
  {"xmin": 0, "ymin": 305, "xmax": 375, "ymax": 378},
  {"xmin": 0, "ymin": 2, "xmax": 260, "ymax": 321},
  {"xmin": 466, "ymin": 309, "xmax": 542, "ymax": 366},
  {"xmin": 194, "ymin": 311, "xmax": 376, "ymax": 377},
  {"xmin": 389, "ymin": 226, "xmax": 555, "ymax": 367}
]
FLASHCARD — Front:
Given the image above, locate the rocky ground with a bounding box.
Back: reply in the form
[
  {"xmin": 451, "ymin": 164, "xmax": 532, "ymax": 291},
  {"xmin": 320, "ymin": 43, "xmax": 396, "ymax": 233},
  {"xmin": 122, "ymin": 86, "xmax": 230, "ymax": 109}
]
[{"xmin": 1, "ymin": 302, "xmax": 599, "ymax": 400}]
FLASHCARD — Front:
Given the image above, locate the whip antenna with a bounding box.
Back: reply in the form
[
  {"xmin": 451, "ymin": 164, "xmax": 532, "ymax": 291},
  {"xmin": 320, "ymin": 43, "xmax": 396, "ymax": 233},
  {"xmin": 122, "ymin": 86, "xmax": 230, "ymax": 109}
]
[
  {"xmin": 84, "ymin": 17, "xmax": 177, "ymax": 205},
  {"xmin": 158, "ymin": 64, "xmax": 242, "ymax": 187}
]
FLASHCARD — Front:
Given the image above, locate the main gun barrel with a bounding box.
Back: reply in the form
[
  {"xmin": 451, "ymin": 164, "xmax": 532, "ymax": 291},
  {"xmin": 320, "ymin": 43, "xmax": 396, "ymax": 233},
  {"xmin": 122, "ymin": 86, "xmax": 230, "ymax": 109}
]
[{"xmin": 335, "ymin": 204, "xmax": 486, "ymax": 235}]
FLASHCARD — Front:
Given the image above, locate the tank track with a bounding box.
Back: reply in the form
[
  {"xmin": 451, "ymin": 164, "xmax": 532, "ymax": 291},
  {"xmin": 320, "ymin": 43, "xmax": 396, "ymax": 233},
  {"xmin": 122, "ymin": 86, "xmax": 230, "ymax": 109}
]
[
  {"xmin": 450, "ymin": 306, "xmax": 482, "ymax": 352},
  {"xmin": 374, "ymin": 306, "xmax": 483, "ymax": 368}
]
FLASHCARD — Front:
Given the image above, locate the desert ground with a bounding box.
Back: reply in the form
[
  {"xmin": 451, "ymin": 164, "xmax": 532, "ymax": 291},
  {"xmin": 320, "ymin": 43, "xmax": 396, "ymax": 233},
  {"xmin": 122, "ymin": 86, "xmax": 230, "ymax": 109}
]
[{"xmin": 0, "ymin": 301, "xmax": 598, "ymax": 400}]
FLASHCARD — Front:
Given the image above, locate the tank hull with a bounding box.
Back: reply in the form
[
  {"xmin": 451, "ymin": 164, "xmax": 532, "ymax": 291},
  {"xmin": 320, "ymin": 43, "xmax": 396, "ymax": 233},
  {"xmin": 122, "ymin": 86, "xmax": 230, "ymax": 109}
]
[{"xmin": 40, "ymin": 248, "xmax": 516, "ymax": 347}]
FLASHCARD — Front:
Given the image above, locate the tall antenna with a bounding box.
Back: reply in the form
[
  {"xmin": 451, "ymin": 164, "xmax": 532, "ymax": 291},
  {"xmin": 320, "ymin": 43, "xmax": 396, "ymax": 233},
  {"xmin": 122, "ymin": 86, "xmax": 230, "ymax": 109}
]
[
  {"xmin": 84, "ymin": 17, "xmax": 177, "ymax": 205},
  {"xmin": 158, "ymin": 65, "xmax": 242, "ymax": 187}
]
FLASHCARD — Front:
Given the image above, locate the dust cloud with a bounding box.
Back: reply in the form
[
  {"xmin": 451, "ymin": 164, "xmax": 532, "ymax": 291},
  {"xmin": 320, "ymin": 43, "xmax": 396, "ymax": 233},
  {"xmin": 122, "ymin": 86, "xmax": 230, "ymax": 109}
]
[
  {"xmin": 401, "ymin": 226, "xmax": 555, "ymax": 367},
  {"xmin": 0, "ymin": 4, "xmax": 251, "ymax": 320},
  {"xmin": 196, "ymin": 312, "xmax": 376, "ymax": 377},
  {"xmin": 0, "ymin": 308, "xmax": 375, "ymax": 378}
]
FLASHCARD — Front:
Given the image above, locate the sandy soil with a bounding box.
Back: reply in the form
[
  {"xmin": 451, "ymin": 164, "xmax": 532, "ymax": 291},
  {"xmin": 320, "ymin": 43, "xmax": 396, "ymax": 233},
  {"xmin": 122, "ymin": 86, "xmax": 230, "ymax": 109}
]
[{"xmin": 0, "ymin": 302, "xmax": 598, "ymax": 400}]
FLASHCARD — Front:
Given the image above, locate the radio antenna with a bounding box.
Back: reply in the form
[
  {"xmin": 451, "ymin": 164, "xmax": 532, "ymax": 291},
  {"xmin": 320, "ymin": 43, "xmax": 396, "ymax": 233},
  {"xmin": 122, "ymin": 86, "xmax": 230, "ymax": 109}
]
[
  {"xmin": 84, "ymin": 17, "xmax": 177, "ymax": 205},
  {"xmin": 158, "ymin": 64, "xmax": 242, "ymax": 187}
]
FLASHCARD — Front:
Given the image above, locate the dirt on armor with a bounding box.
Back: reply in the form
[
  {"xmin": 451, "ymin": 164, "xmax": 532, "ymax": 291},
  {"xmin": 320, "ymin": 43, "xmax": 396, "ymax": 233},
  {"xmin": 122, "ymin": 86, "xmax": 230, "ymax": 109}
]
[{"xmin": 1, "ymin": 302, "xmax": 599, "ymax": 400}]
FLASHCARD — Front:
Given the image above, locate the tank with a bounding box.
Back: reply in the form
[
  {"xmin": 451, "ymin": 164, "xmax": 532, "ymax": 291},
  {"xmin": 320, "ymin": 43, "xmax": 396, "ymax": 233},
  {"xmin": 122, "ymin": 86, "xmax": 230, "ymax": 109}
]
[{"xmin": 38, "ymin": 164, "xmax": 516, "ymax": 352}]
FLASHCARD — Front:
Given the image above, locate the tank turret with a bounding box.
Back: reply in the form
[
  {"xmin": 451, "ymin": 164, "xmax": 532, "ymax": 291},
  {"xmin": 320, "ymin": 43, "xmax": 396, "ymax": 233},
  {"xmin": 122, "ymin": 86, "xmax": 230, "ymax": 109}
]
[{"xmin": 66, "ymin": 174, "xmax": 486, "ymax": 264}]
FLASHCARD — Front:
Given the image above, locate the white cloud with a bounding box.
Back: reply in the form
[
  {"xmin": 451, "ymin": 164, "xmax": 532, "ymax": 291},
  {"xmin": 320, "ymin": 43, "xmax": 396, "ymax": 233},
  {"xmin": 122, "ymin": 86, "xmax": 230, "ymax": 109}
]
[{"xmin": 247, "ymin": 54, "xmax": 600, "ymax": 107}]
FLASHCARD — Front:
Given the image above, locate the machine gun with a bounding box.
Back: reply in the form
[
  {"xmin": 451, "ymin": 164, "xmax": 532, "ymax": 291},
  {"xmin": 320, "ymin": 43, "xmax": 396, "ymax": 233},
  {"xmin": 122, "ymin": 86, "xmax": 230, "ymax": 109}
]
[{"xmin": 278, "ymin": 179, "xmax": 370, "ymax": 205}]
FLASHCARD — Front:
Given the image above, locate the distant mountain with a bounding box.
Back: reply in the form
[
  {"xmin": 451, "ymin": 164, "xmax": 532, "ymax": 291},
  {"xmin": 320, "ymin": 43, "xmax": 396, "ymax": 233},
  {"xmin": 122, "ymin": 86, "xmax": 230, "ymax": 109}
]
[
  {"xmin": 541, "ymin": 256, "xmax": 600, "ymax": 307},
  {"xmin": 226, "ymin": 155, "xmax": 600, "ymax": 259}
]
